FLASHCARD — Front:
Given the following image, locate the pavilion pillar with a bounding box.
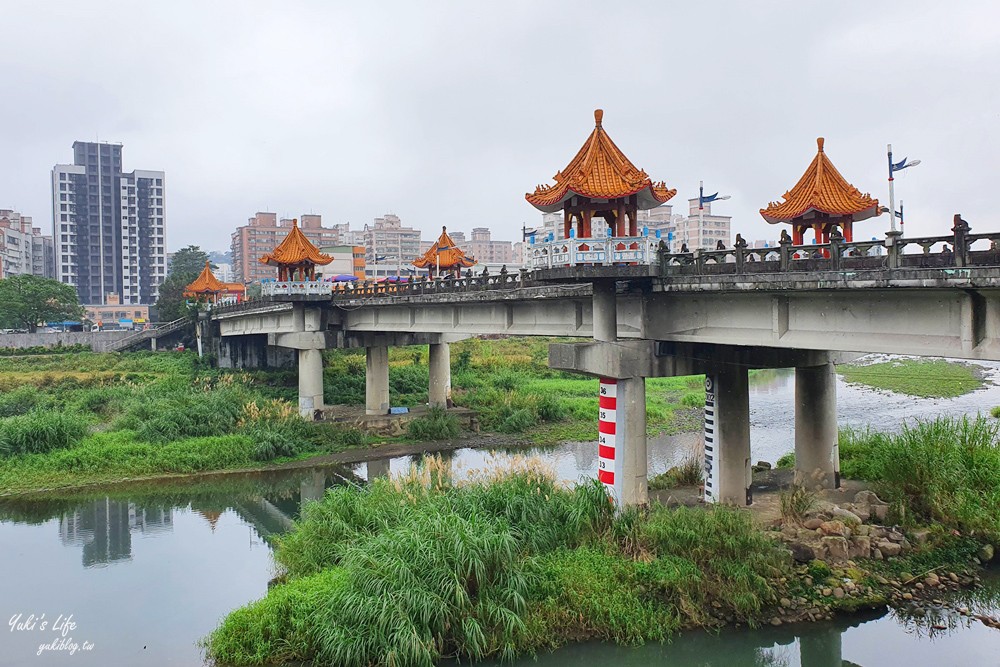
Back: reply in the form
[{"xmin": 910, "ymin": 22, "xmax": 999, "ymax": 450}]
[
  {"xmin": 844, "ymin": 221, "xmax": 853, "ymax": 242},
  {"xmin": 365, "ymin": 345, "xmax": 390, "ymax": 415},
  {"xmin": 564, "ymin": 210, "xmax": 572, "ymax": 239},
  {"xmin": 592, "ymin": 280, "xmax": 617, "ymax": 342},
  {"xmin": 795, "ymin": 362, "xmax": 839, "ymax": 489},
  {"xmin": 704, "ymin": 366, "xmax": 752, "ymax": 505},
  {"xmin": 428, "ymin": 342, "xmax": 451, "ymax": 408},
  {"xmin": 298, "ymin": 348, "xmax": 324, "ymax": 419},
  {"xmin": 616, "ymin": 201, "xmax": 626, "ymax": 237},
  {"xmin": 792, "ymin": 226, "xmax": 804, "ymax": 246}
]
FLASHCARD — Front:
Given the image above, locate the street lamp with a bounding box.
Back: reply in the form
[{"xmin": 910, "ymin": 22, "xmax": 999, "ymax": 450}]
[
  {"xmin": 887, "ymin": 144, "xmax": 920, "ymax": 233},
  {"xmin": 699, "ymin": 181, "xmax": 732, "ymax": 248}
]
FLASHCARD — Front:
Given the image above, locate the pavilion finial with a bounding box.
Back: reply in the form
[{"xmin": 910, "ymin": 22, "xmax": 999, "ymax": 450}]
[
  {"xmin": 594, "ymin": 109, "xmax": 604, "ymax": 127},
  {"xmin": 442, "ymin": 225, "xmax": 447, "ymax": 232},
  {"xmin": 292, "ymin": 218, "xmax": 298, "ymax": 228},
  {"xmin": 817, "ymin": 137, "xmax": 825, "ymax": 153}
]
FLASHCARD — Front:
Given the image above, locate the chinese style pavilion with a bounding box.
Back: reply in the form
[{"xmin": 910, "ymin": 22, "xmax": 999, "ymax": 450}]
[
  {"xmin": 760, "ymin": 137, "xmax": 880, "ymax": 244},
  {"xmin": 259, "ymin": 219, "xmax": 332, "ymax": 280},
  {"xmin": 183, "ymin": 261, "xmax": 246, "ymax": 303},
  {"xmin": 526, "ymin": 109, "xmax": 676, "ymax": 238},
  {"xmin": 413, "ymin": 226, "xmax": 476, "ymax": 278}
]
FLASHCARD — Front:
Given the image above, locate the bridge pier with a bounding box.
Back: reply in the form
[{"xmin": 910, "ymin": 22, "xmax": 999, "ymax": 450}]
[
  {"xmin": 428, "ymin": 342, "xmax": 451, "ymax": 408},
  {"xmin": 706, "ymin": 365, "xmax": 752, "ymax": 505},
  {"xmin": 592, "ymin": 280, "xmax": 617, "ymax": 342},
  {"xmin": 298, "ymin": 348, "xmax": 325, "ymax": 419},
  {"xmin": 794, "ymin": 362, "xmax": 839, "ymax": 489},
  {"xmin": 366, "ymin": 345, "xmax": 390, "ymax": 415},
  {"xmin": 617, "ymin": 376, "xmax": 648, "ymax": 506}
]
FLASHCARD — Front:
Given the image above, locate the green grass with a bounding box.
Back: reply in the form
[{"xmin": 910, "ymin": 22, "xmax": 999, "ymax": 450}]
[
  {"xmin": 207, "ymin": 461, "xmax": 794, "ymax": 666},
  {"xmin": 406, "ymin": 406, "xmax": 460, "ymax": 440},
  {"xmin": 838, "ymin": 358, "xmax": 983, "ymax": 398},
  {"xmin": 839, "ymin": 416, "xmax": 1000, "ymax": 539}
]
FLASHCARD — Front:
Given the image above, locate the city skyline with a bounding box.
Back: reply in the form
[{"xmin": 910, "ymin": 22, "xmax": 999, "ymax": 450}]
[{"xmin": 2, "ymin": 2, "xmax": 998, "ymax": 255}]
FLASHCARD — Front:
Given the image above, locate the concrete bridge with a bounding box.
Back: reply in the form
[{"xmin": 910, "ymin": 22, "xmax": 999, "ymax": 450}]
[{"xmin": 211, "ymin": 220, "xmax": 1000, "ymax": 507}]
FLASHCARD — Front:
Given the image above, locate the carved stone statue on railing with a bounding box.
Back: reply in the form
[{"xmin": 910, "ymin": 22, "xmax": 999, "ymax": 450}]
[
  {"xmin": 829, "ymin": 225, "xmax": 844, "ymax": 242},
  {"xmin": 716, "ymin": 240, "xmax": 726, "ymax": 250},
  {"xmin": 734, "ymin": 234, "xmax": 748, "ymax": 249},
  {"xmin": 779, "ymin": 229, "xmax": 792, "ymax": 245},
  {"xmin": 680, "ymin": 243, "xmax": 690, "ymax": 253},
  {"xmin": 499, "ymin": 265, "xmax": 508, "ymax": 281}
]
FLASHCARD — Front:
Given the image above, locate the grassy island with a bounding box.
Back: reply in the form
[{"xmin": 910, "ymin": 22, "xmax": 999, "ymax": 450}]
[
  {"xmin": 838, "ymin": 358, "xmax": 984, "ymax": 398},
  {"xmin": 0, "ymin": 339, "xmax": 703, "ymax": 495}
]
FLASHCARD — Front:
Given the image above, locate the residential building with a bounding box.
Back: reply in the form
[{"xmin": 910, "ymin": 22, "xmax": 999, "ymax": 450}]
[
  {"xmin": 672, "ymin": 199, "xmax": 732, "ymax": 250},
  {"xmin": 317, "ymin": 245, "xmax": 366, "ymax": 280},
  {"xmin": 363, "ymin": 213, "xmax": 421, "ymax": 274},
  {"xmin": 467, "ymin": 227, "xmax": 514, "ymax": 265},
  {"xmin": 83, "ymin": 293, "xmax": 150, "ymax": 329},
  {"xmin": 51, "ymin": 142, "xmax": 166, "ymax": 305},
  {"xmin": 230, "ymin": 212, "xmax": 343, "ymax": 282},
  {"xmin": 212, "ymin": 263, "xmax": 234, "ymax": 283},
  {"xmin": 0, "ymin": 209, "xmax": 54, "ymax": 278}
]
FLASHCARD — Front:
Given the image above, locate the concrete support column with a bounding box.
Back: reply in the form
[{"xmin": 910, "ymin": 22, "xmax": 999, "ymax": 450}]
[
  {"xmin": 366, "ymin": 345, "xmax": 390, "ymax": 416},
  {"xmin": 795, "ymin": 362, "xmax": 839, "ymax": 489},
  {"xmin": 618, "ymin": 377, "xmax": 648, "ymax": 507},
  {"xmin": 150, "ymin": 336, "xmax": 157, "ymax": 352},
  {"xmin": 592, "ymin": 280, "xmax": 617, "ymax": 342},
  {"xmin": 705, "ymin": 366, "xmax": 751, "ymax": 505},
  {"xmin": 428, "ymin": 342, "xmax": 451, "ymax": 408},
  {"xmin": 298, "ymin": 348, "xmax": 324, "ymax": 419}
]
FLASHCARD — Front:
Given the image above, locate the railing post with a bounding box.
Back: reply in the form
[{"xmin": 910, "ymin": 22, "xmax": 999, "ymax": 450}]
[
  {"xmin": 952, "ymin": 214, "xmax": 970, "ymax": 267},
  {"xmin": 829, "ymin": 228, "xmax": 843, "ymax": 271},
  {"xmin": 885, "ymin": 230, "xmax": 902, "ymax": 269},
  {"xmin": 694, "ymin": 248, "xmax": 704, "ymax": 273},
  {"xmin": 779, "ymin": 238, "xmax": 791, "ymax": 270}
]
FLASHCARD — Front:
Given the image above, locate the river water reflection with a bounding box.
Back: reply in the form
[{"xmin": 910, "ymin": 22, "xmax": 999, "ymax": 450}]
[{"xmin": 2, "ymin": 358, "xmax": 1000, "ymax": 666}]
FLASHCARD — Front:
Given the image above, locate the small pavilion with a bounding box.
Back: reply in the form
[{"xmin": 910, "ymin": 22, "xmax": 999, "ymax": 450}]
[
  {"xmin": 183, "ymin": 261, "xmax": 246, "ymax": 304},
  {"xmin": 761, "ymin": 137, "xmax": 880, "ymax": 244},
  {"xmin": 413, "ymin": 226, "xmax": 476, "ymax": 278},
  {"xmin": 526, "ymin": 109, "xmax": 676, "ymax": 239},
  {"xmin": 259, "ymin": 219, "xmax": 332, "ymax": 280}
]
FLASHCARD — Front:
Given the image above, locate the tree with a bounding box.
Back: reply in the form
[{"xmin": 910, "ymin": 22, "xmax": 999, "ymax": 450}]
[
  {"xmin": 0, "ymin": 275, "xmax": 84, "ymax": 332},
  {"xmin": 155, "ymin": 245, "xmax": 211, "ymax": 322}
]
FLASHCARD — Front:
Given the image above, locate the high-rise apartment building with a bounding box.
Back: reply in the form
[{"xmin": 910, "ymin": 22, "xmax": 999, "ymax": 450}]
[
  {"xmin": 230, "ymin": 212, "xmax": 343, "ymax": 282},
  {"xmin": 0, "ymin": 209, "xmax": 54, "ymax": 279},
  {"xmin": 363, "ymin": 213, "xmax": 421, "ymax": 272},
  {"xmin": 467, "ymin": 227, "xmax": 514, "ymax": 265},
  {"xmin": 51, "ymin": 142, "xmax": 166, "ymax": 305},
  {"xmin": 673, "ymin": 199, "xmax": 732, "ymax": 250}
]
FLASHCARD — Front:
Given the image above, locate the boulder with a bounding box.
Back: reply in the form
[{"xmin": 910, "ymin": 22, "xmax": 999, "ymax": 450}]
[
  {"xmin": 979, "ymin": 543, "xmax": 995, "ymax": 563},
  {"xmin": 832, "ymin": 507, "xmax": 864, "ymax": 525},
  {"xmin": 803, "ymin": 518, "xmax": 824, "ymax": 530},
  {"xmin": 788, "ymin": 542, "xmax": 816, "ymax": 562},
  {"xmin": 822, "ymin": 536, "xmax": 850, "ymax": 562},
  {"xmin": 819, "ymin": 520, "xmax": 849, "ymax": 537},
  {"xmin": 849, "ymin": 536, "xmax": 871, "ymax": 559},
  {"xmin": 879, "ymin": 540, "xmax": 902, "ymax": 557}
]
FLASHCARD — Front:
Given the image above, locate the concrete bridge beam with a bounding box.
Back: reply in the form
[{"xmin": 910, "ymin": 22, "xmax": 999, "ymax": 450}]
[
  {"xmin": 298, "ymin": 348, "xmax": 325, "ymax": 419},
  {"xmin": 366, "ymin": 345, "xmax": 390, "ymax": 415},
  {"xmin": 428, "ymin": 342, "xmax": 451, "ymax": 408},
  {"xmin": 794, "ymin": 362, "xmax": 840, "ymax": 489}
]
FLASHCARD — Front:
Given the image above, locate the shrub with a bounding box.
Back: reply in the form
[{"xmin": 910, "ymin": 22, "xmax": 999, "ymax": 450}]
[
  {"xmin": 244, "ymin": 420, "xmax": 313, "ymax": 462},
  {"xmin": 680, "ymin": 391, "xmax": 704, "ymax": 407},
  {"xmin": 490, "ymin": 369, "xmax": 524, "ymax": 392},
  {"xmin": 0, "ymin": 411, "xmax": 89, "ymax": 457},
  {"xmin": 775, "ymin": 452, "xmax": 795, "ymax": 469},
  {"xmin": 406, "ymin": 406, "xmax": 460, "ymax": 441},
  {"xmin": 0, "ymin": 386, "xmax": 47, "ymax": 417},
  {"xmin": 536, "ymin": 394, "xmax": 566, "ymax": 422},
  {"xmin": 453, "ymin": 349, "xmax": 473, "ymax": 372},
  {"xmin": 779, "ymin": 484, "xmax": 818, "ymax": 523},
  {"xmin": 991, "ymin": 406, "xmax": 1000, "ymax": 419},
  {"xmin": 649, "ymin": 457, "xmax": 703, "ymax": 490}
]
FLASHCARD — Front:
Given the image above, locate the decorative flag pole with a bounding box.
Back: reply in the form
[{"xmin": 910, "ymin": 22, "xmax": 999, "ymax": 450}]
[
  {"xmin": 698, "ymin": 181, "xmax": 731, "ymax": 248},
  {"xmin": 887, "ymin": 144, "xmax": 920, "ymax": 234}
]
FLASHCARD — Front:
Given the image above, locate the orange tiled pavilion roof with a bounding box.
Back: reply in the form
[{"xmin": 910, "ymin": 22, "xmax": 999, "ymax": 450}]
[
  {"xmin": 526, "ymin": 109, "xmax": 676, "ymax": 213},
  {"xmin": 259, "ymin": 219, "xmax": 333, "ymax": 267},
  {"xmin": 184, "ymin": 261, "xmax": 228, "ymax": 295},
  {"xmin": 761, "ymin": 137, "xmax": 880, "ymax": 224},
  {"xmin": 413, "ymin": 227, "xmax": 477, "ymax": 269}
]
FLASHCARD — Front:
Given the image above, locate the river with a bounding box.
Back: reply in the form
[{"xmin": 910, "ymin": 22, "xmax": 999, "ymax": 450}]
[{"xmin": 2, "ymin": 358, "xmax": 999, "ymax": 666}]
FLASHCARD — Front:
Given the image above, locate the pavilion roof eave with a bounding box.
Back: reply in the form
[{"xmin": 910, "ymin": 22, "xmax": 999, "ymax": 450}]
[
  {"xmin": 526, "ymin": 184, "xmax": 676, "ymax": 214},
  {"xmin": 761, "ymin": 203, "xmax": 881, "ymax": 225}
]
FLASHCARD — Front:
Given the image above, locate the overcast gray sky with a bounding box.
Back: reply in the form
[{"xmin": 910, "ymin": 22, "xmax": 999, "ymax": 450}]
[{"xmin": 3, "ymin": 0, "xmax": 998, "ymax": 252}]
